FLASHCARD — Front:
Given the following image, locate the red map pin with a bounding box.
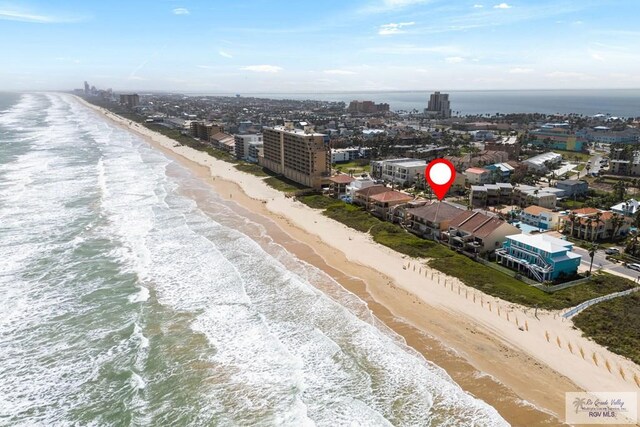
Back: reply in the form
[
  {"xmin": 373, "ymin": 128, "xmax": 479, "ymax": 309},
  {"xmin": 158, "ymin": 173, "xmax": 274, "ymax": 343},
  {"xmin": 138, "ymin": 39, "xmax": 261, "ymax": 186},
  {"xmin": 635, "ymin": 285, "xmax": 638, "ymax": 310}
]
[{"xmin": 425, "ymin": 158, "xmax": 456, "ymax": 200}]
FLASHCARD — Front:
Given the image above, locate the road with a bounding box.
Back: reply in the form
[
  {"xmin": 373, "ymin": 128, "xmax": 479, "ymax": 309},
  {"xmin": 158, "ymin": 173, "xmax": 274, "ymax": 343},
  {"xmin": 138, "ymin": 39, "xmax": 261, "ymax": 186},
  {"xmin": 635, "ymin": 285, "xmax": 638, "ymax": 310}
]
[
  {"xmin": 578, "ymin": 153, "xmax": 602, "ymax": 178},
  {"xmin": 572, "ymin": 246, "xmax": 640, "ymax": 280}
]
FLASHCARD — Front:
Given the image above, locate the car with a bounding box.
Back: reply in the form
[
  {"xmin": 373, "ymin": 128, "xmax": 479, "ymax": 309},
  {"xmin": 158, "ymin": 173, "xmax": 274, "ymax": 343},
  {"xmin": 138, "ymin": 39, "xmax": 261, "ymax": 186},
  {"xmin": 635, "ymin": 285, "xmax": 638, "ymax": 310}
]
[
  {"xmin": 605, "ymin": 248, "xmax": 620, "ymax": 255},
  {"xmin": 627, "ymin": 263, "xmax": 640, "ymax": 272}
]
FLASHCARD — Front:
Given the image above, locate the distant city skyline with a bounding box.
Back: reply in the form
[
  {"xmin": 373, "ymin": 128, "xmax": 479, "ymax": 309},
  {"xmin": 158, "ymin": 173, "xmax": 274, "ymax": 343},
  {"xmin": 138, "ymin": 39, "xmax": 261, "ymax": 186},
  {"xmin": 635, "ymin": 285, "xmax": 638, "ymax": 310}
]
[{"xmin": 1, "ymin": 0, "xmax": 639, "ymax": 92}]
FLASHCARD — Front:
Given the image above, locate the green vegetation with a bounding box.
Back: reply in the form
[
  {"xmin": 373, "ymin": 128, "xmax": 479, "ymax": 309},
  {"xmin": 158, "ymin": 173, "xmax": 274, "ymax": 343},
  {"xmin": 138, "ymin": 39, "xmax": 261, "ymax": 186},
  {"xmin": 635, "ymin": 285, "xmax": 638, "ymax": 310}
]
[
  {"xmin": 553, "ymin": 150, "xmax": 591, "ymax": 162},
  {"xmin": 264, "ymin": 176, "xmax": 308, "ymax": 193},
  {"xmin": 573, "ymin": 291, "xmax": 640, "ymax": 365},
  {"xmin": 299, "ymin": 195, "xmax": 638, "ymax": 309},
  {"xmin": 333, "ymin": 160, "xmax": 371, "ymax": 173},
  {"xmin": 234, "ymin": 163, "xmax": 270, "ymax": 177}
]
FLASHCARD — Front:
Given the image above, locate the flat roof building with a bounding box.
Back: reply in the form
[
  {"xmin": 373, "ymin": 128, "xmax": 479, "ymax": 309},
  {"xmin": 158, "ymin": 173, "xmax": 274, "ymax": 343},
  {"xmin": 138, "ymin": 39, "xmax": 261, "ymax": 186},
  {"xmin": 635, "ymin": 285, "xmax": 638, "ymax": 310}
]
[{"xmin": 259, "ymin": 123, "xmax": 329, "ymax": 189}]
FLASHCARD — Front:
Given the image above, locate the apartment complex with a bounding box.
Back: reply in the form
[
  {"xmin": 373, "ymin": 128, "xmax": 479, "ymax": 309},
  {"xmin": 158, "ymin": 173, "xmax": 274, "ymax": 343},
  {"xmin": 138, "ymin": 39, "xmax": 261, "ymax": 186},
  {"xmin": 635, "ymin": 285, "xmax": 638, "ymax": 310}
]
[
  {"xmin": 484, "ymin": 136, "xmax": 521, "ymax": 159},
  {"xmin": 469, "ymin": 183, "xmax": 513, "ymax": 207},
  {"xmin": 562, "ymin": 208, "xmax": 629, "ymax": 241},
  {"xmin": 424, "ymin": 91, "xmax": 451, "ymax": 119},
  {"xmin": 496, "ymin": 234, "xmax": 581, "ymax": 282},
  {"xmin": 444, "ymin": 210, "xmax": 520, "ymax": 256},
  {"xmin": 235, "ymin": 134, "xmax": 264, "ymax": 162},
  {"xmin": 259, "ymin": 123, "xmax": 330, "ymax": 188},
  {"xmin": 520, "ymin": 205, "xmax": 561, "ymax": 230},
  {"xmin": 609, "ymin": 149, "xmax": 640, "ymax": 176},
  {"xmin": 530, "ymin": 127, "xmax": 587, "ymax": 152},
  {"xmin": 404, "ymin": 201, "xmax": 466, "ymax": 240},
  {"xmin": 371, "ymin": 158, "xmax": 427, "ymax": 187},
  {"xmin": 190, "ymin": 121, "xmax": 224, "ymax": 141},
  {"xmin": 347, "ymin": 100, "xmax": 390, "ymax": 114},
  {"xmin": 523, "ymin": 152, "xmax": 563, "ymax": 173},
  {"xmin": 119, "ymin": 94, "xmax": 140, "ymax": 108}
]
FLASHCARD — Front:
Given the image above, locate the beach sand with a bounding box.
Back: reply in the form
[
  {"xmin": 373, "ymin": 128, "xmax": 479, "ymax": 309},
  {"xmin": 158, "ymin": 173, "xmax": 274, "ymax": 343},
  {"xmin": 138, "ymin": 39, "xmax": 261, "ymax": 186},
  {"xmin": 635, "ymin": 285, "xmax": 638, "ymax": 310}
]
[{"xmin": 77, "ymin": 96, "xmax": 640, "ymax": 426}]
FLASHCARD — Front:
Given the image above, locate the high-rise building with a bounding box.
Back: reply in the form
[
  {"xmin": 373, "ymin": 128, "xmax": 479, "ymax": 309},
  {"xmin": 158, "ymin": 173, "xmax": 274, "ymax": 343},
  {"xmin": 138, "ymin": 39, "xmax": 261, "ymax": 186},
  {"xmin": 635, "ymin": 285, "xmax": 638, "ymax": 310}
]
[
  {"xmin": 259, "ymin": 122, "xmax": 330, "ymax": 188},
  {"xmin": 347, "ymin": 100, "xmax": 390, "ymax": 114},
  {"xmin": 234, "ymin": 133, "xmax": 263, "ymax": 161},
  {"xmin": 119, "ymin": 94, "xmax": 140, "ymax": 108},
  {"xmin": 189, "ymin": 122, "xmax": 223, "ymax": 141},
  {"xmin": 84, "ymin": 81, "xmax": 90, "ymax": 95},
  {"xmin": 425, "ymin": 91, "xmax": 451, "ymax": 119}
]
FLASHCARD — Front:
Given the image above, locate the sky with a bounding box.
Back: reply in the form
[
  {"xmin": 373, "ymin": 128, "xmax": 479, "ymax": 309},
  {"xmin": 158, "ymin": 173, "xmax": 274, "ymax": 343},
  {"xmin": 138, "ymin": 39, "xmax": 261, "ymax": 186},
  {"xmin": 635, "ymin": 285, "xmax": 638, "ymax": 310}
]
[{"xmin": 1, "ymin": 0, "xmax": 639, "ymax": 92}]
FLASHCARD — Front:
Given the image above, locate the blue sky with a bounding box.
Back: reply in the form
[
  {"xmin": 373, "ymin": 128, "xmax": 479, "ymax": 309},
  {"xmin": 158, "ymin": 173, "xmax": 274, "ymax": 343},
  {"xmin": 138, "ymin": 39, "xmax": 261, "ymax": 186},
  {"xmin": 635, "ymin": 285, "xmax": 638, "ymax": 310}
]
[{"xmin": 1, "ymin": 0, "xmax": 639, "ymax": 92}]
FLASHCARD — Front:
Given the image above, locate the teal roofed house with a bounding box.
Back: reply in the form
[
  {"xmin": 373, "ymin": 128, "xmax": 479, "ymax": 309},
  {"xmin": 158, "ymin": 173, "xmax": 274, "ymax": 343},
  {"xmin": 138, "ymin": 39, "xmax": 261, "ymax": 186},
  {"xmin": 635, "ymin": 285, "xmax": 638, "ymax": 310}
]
[{"xmin": 496, "ymin": 234, "xmax": 581, "ymax": 282}]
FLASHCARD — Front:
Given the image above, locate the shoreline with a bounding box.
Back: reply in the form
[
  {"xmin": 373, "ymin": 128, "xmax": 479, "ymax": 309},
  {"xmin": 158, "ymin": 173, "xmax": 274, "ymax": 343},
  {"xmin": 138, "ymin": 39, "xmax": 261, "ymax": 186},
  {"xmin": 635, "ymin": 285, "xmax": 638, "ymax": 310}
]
[{"xmin": 75, "ymin": 95, "xmax": 640, "ymax": 425}]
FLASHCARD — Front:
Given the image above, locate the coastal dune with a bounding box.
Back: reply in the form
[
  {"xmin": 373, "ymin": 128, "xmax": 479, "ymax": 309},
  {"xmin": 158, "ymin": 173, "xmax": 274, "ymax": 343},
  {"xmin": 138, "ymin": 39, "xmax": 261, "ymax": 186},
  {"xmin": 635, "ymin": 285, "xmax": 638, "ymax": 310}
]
[{"xmin": 75, "ymin": 95, "xmax": 640, "ymax": 425}]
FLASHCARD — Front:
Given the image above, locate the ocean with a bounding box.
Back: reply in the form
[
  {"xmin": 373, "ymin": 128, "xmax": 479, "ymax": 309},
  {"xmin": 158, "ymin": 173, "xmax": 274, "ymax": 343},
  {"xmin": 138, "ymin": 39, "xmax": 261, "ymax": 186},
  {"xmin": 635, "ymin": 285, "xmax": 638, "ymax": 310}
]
[
  {"xmin": 0, "ymin": 92, "xmax": 507, "ymax": 426},
  {"xmin": 197, "ymin": 89, "xmax": 640, "ymax": 117}
]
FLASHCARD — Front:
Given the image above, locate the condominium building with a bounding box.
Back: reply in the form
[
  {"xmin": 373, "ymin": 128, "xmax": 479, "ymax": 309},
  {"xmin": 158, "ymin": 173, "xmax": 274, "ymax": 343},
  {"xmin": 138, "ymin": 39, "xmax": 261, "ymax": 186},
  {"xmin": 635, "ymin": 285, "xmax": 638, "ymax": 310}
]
[
  {"xmin": 190, "ymin": 122, "xmax": 224, "ymax": 141},
  {"xmin": 404, "ymin": 201, "xmax": 466, "ymax": 240},
  {"xmin": 347, "ymin": 100, "xmax": 390, "ymax": 114},
  {"xmin": 522, "ymin": 152, "xmax": 563, "ymax": 173},
  {"xmin": 561, "ymin": 207, "xmax": 629, "ymax": 241},
  {"xmin": 371, "ymin": 158, "xmax": 427, "ymax": 187},
  {"xmin": 484, "ymin": 136, "xmax": 521, "ymax": 159},
  {"xmin": 259, "ymin": 123, "xmax": 330, "ymax": 188},
  {"xmin": 119, "ymin": 94, "xmax": 140, "ymax": 108},
  {"xmin": 464, "ymin": 167, "xmax": 491, "ymax": 185},
  {"xmin": 235, "ymin": 134, "xmax": 264, "ymax": 161},
  {"xmin": 444, "ymin": 210, "xmax": 521, "ymax": 256},
  {"xmin": 530, "ymin": 128, "xmax": 587, "ymax": 152},
  {"xmin": 520, "ymin": 205, "xmax": 561, "ymax": 230},
  {"xmin": 424, "ymin": 91, "xmax": 451, "ymax": 119},
  {"xmin": 469, "ymin": 183, "xmax": 513, "ymax": 207},
  {"xmin": 496, "ymin": 234, "xmax": 581, "ymax": 282}
]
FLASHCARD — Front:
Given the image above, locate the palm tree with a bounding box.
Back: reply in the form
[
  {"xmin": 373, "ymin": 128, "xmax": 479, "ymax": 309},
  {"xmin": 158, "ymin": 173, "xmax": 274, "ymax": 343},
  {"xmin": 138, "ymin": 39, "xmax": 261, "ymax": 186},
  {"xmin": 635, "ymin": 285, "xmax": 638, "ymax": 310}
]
[
  {"xmin": 610, "ymin": 213, "xmax": 624, "ymax": 239},
  {"xmin": 588, "ymin": 243, "xmax": 599, "ymax": 276},
  {"xmin": 613, "ymin": 180, "xmax": 627, "ymax": 202},
  {"xmin": 592, "ymin": 211, "xmax": 603, "ymax": 241}
]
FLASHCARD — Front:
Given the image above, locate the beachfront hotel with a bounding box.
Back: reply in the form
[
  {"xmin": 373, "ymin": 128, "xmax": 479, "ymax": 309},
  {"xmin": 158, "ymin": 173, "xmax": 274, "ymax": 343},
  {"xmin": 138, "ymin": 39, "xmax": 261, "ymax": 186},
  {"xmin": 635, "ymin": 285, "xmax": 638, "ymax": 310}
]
[{"xmin": 259, "ymin": 123, "xmax": 330, "ymax": 188}]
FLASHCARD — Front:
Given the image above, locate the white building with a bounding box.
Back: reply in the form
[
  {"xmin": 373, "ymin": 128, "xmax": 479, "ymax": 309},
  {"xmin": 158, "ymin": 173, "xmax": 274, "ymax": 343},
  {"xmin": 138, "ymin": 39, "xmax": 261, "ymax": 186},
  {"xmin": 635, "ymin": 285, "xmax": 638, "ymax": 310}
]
[
  {"xmin": 345, "ymin": 178, "xmax": 376, "ymax": 199},
  {"xmin": 331, "ymin": 147, "xmax": 361, "ymax": 163},
  {"xmin": 371, "ymin": 158, "xmax": 427, "ymax": 187},
  {"xmin": 611, "ymin": 199, "xmax": 640, "ymax": 217},
  {"xmin": 523, "ymin": 152, "xmax": 563, "ymax": 173},
  {"xmin": 235, "ymin": 134, "xmax": 263, "ymax": 161}
]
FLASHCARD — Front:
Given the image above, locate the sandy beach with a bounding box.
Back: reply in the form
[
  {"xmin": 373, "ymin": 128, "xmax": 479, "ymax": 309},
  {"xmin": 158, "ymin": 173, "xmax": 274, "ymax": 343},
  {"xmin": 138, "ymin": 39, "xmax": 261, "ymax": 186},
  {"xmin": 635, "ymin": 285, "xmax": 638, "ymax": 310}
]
[{"xmin": 76, "ymin": 96, "xmax": 640, "ymax": 426}]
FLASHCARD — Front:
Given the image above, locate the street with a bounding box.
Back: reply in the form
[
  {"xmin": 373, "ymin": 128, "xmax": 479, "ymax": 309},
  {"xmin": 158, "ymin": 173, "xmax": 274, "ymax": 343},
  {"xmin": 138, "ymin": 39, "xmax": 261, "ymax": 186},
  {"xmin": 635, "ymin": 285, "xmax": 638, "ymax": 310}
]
[{"xmin": 573, "ymin": 246, "xmax": 640, "ymax": 281}]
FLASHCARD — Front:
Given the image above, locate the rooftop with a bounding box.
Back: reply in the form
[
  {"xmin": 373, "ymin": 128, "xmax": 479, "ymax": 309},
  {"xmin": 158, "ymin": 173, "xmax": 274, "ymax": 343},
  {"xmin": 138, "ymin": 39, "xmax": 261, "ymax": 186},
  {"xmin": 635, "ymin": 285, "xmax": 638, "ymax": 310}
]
[
  {"xmin": 369, "ymin": 189, "xmax": 413, "ymax": 203},
  {"xmin": 507, "ymin": 233, "xmax": 574, "ymax": 254},
  {"xmin": 329, "ymin": 175, "xmax": 356, "ymax": 184},
  {"xmin": 465, "ymin": 167, "xmax": 489, "ymax": 174},
  {"xmin": 523, "ymin": 205, "xmax": 553, "ymax": 215},
  {"xmin": 406, "ymin": 201, "xmax": 466, "ymax": 223}
]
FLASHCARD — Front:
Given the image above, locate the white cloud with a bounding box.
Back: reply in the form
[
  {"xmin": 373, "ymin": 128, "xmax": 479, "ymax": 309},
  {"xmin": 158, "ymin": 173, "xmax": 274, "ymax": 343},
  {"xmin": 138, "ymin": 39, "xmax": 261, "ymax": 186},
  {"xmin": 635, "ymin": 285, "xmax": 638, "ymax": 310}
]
[
  {"xmin": 591, "ymin": 52, "xmax": 604, "ymax": 61},
  {"xmin": 508, "ymin": 67, "xmax": 534, "ymax": 74},
  {"xmin": 366, "ymin": 44, "xmax": 460, "ymax": 55},
  {"xmin": 445, "ymin": 56, "xmax": 465, "ymax": 63},
  {"xmin": 361, "ymin": 0, "xmax": 429, "ymax": 14},
  {"xmin": 378, "ymin": 22, "xmax": 415, "ymax": 35},
  {"xmin": 473, "ymin": 4, "xmax": 484, "ymax": 8},
  {"xmin": 218, "ymin": 50, "xmax": 233, "ymax": 58},
  {"xmin": 0, "ymin": 8, "xmax": 84, "ymax": 23},
  {"xmin": 240, "ymin": 65, "xmax": 283, "ymax": 73},
  {"xmin": 493, "ymin": 3, "xmax": 512, "ymax": 9},
  {"xmin": 172, "ymin": 8, "xmax": 190, "ymax": 15},
  {"xmin": 323, "ymin": 69, "xmax": 357, "ymax": 75}
]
